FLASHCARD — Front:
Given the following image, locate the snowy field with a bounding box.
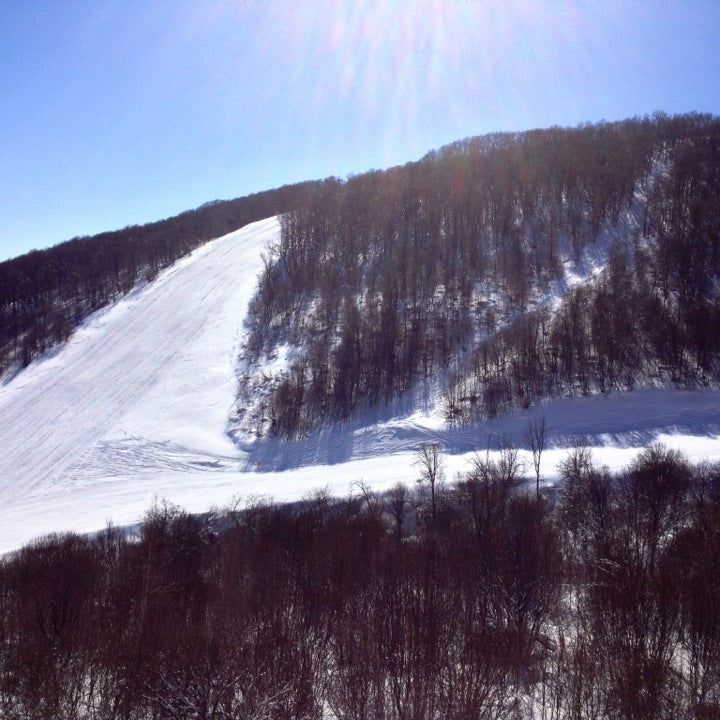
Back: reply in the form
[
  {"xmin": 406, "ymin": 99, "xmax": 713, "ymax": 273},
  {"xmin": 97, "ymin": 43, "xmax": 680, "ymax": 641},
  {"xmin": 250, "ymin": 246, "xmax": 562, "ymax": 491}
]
[{"xmin": 1, "ymin": 216, "xmax": 719, "ymax": 554}]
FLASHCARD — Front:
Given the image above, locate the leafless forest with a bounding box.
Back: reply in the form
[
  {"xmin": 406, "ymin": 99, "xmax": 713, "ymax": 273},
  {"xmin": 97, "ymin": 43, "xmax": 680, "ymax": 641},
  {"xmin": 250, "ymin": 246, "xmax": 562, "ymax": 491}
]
[
  {"xmin": 243, "ymin": 114, "xmax": 720, "ymax": 436},
  {"xmin": 1, "ymin": 445, "xmax": 718, "ymax": 719}
]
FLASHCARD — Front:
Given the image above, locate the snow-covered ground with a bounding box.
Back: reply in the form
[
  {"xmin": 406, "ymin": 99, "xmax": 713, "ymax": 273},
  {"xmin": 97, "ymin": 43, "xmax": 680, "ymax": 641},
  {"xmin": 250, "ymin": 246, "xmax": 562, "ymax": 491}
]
[{"xmin": 0, "ymin": 215, "xmax": 719, "ymax": 554}]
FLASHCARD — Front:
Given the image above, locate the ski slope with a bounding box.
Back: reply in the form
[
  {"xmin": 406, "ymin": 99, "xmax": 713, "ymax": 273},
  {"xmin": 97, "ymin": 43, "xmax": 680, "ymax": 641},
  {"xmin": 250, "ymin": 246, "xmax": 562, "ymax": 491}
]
[
  {"xmin": 0, "ymin": 217, "xmax": 277, "ymax": 551},
  {"xmin": 1, "ymin": 215, "xmax": 719, "ymax": 554}
]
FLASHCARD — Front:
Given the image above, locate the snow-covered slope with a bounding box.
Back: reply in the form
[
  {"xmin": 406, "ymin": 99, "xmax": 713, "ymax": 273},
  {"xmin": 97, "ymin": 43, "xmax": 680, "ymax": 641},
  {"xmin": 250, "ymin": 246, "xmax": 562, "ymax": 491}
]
[
  {"xmin": 1, "ymin": 215, "xmax": 719, "ymax": 554},
  {"xmin": 0, "ymin": 218, "xmax": 276, "ymax": 550}
]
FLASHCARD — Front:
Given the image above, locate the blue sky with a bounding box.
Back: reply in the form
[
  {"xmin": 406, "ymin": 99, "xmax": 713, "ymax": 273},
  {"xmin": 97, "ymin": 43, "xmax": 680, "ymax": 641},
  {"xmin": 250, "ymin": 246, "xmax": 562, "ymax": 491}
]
[{"xmin": 2, "ymin": 0, "xmax": 720, "ymax": 261}]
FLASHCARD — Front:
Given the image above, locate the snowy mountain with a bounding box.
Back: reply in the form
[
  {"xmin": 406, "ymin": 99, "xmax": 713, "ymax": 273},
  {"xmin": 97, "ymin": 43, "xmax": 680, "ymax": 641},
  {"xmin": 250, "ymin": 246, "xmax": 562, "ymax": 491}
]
[
  {"xmin": 1, "ymin": 114, "xmax": 720, "ymax": 553},
  {"xmin": 0, "ymin": 219, "xmax": 717, "ymax": 553}
]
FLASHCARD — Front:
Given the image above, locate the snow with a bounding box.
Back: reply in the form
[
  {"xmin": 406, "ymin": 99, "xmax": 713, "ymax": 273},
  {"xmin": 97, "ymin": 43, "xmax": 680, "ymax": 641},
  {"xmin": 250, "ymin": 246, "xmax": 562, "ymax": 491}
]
[
  {"xmin": 1, "ymin": 215, "xmax": 719, "ymax": 554},
  {"xmin": 240, "ymin": 387, "xmax": 720, "ymax": 466},
  {"xmin": 546, "ymin": 181, "xmax": 645, "ymax": 310},
  {"xmin": 0, "ymin": 218, "xmax": 276, "ymax": 551}
]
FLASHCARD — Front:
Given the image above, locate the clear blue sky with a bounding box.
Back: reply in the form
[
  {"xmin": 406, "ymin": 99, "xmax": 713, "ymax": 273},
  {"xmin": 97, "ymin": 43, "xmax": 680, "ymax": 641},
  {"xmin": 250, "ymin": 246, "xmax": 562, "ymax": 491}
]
[{"xmin": 2, "ymin": 0, "xmax": 720, "ymax": 261}]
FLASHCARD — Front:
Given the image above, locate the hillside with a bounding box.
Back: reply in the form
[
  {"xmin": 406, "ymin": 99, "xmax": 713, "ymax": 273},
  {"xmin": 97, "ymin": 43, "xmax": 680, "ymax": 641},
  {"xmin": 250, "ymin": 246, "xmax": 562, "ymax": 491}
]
[
  {"xmin": 238, "ymin": 113, "xmax": 720, "ymax": 438},
  {"xmin": 0, "ymin": 211, "xmax": 718, "ymax": 553},
  {"xmin": 0, "ymin": 114, "xmax": 719, "ymax": 554}
]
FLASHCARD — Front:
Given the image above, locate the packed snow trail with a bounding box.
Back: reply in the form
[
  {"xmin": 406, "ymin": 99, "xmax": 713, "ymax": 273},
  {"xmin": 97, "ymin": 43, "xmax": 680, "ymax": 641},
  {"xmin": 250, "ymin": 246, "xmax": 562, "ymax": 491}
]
[
  {"xmin": 0, "ymin": 217, "xmax": 278, "ymax": 507},
  {"xmin": 1, "ymin": 214, "xmax": 719, "ymax": 553}
]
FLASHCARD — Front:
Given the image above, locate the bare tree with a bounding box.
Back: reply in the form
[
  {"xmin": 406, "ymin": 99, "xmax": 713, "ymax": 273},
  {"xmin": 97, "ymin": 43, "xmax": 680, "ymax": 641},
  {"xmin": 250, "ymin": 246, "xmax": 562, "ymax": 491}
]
[
  {"xmin": 352, "ymin": 478, "xmax": 382, "ymax": 518},
  {"xmin": 525, "ymin": 415, "xmax": 547, "ymax": 500},
  {"xmin": 388, "ymin": 482, "xmax": 408, "ymax": 540},
  {"xmin": 497, "ymin": 438, "xmax": 525, "ymax": 486},
  {"xmin": 415, "ymin": 442, "xmax": 445, "ymax": 523}
]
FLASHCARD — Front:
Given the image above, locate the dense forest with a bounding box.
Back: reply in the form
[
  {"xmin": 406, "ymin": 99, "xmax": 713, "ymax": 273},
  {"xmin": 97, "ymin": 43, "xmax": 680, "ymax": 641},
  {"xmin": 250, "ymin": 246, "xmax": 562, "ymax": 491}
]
[
  {"xmin": 0, "ymin": 444, "xmax": 718, "ymax": 719},
  {"xmin": 240, "ymin": 113, "xmax": 720, "ymax": 437},
  {"xmin": 0, "ymin": 181, "xmax": 319, "ymax": 375}
]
